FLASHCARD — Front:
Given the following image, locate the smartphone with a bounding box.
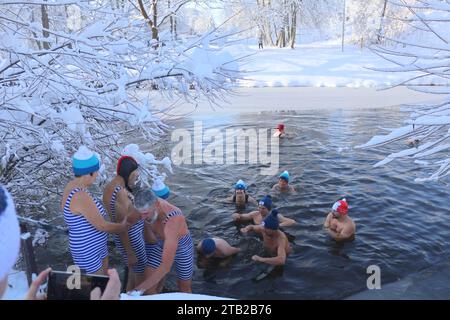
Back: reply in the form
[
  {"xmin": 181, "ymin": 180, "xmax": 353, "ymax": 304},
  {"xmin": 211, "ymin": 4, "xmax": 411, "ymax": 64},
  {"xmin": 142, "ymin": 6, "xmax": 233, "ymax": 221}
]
[{"xmin": 47, "ymin": 270, "xmax": 109, "ymax": 300}]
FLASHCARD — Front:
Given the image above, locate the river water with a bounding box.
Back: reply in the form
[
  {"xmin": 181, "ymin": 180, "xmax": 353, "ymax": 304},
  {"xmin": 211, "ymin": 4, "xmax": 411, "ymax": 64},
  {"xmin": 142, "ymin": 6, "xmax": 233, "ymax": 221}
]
[{"xmin": 31, "ymin": 107, "xmax": 449, "ymax": 299}]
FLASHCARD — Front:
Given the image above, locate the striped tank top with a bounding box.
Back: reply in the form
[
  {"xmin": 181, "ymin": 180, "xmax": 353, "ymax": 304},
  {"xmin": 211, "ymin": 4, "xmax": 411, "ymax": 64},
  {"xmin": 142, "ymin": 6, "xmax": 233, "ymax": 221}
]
[{"xmin": 63, "ymin": 188, "xmax": 108, "ymax": 274}]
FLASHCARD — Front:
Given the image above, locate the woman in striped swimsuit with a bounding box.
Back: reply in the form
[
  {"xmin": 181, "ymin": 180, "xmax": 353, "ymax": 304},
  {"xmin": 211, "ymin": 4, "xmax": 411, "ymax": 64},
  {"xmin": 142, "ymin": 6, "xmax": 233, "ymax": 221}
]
[
  {"xmin": 103, "ymin": 156, "xmax": 150, "ymax": 291},
  {"xmin": 61, "ymin": 146, "xmax": 128, "ymax": 275},
  {"xmin": 133, "ymin": 189, "xmax": 194, "ymax": 294}
]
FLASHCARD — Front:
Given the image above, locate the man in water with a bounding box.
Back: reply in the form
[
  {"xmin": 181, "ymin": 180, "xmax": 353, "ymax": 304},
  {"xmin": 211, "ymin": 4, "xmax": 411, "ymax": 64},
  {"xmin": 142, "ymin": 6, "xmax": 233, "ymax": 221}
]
[
  {"xmin": 273, "ymin": 124, "xmax": 286, "ymax": 138},
  {"xmin": 197, "ymin": 237, "xmax": 241, "ymax": 258},
  {"xmin": 232, "ymin": 195, "xmax": 296, "ymax": 228},
  {"xmin": 272, "ymin": 171, "xmax": 296, "ymax": 193},
  {"xmin": 240, "ymin": 209, "xmax": 292, "ymax": 266},
  {"xmin": 225, "ymin": 179, "xmax": 258, "ymax": 211},
  {"xmin": 134, "ymin": 189, "xmax": 194, "ymax": 294},
  {"xmin": 324, "ymin": 198, "xmax": 356, "ymax": 242}
]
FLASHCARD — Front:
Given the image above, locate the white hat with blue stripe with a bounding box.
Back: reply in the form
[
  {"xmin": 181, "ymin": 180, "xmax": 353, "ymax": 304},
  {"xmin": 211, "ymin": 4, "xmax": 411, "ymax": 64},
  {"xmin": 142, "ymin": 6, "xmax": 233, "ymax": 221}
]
[{"xmin": 72, "ymin": 146, "xmax": 100, "ymax": 176}]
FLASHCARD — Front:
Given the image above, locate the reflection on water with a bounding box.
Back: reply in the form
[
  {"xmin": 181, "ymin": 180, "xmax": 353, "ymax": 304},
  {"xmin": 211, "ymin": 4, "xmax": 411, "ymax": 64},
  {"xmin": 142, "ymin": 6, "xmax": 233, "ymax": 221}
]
[{"xmin": 34, "ymin": 108, "xmax": 450, "ymax": 299}]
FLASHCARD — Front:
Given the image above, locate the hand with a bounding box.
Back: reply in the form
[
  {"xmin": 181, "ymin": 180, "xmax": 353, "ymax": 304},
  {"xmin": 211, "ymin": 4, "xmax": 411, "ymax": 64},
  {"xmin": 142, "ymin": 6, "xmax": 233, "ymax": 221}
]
[
  {"xmin": 232, "ymin": 213, "xmax": 240, "ymax": 222},
  {"xmin": 240, "ymin": 226, "xmax": 249, "ymax": 234},
  {"xmin": 128, "ymin": 254, "xmax": 138, "ymax": 267},
  {"xmin": 90, "ymin": 269, "xmax": 121, "ymax": 300},
  {"xmin": 25, "ymin": 267, "xmax": 52, "ymax": 300},
  {"xmin": 120, "ymin": 216, "xmax": 130, "ymax": 231},
  {"xmin": 252, "ymin": 255, "xmax": 262, "ymax": 263}
]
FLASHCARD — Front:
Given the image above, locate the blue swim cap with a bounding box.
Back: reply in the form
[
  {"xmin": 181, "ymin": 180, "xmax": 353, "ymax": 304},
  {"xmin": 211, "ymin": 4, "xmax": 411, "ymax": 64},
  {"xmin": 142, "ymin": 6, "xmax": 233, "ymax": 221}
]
[
  {"xmin": 279, "ymin": 171, "xmax": 290, "ymax": 182},
  {"xmin": 258, "ymin": 195, "xmax": 272, "ymax": 210},
  {"xmin": 235, "ymin": 179, "xmax": 247, "ymax": 190},
  {"xmin": 263, "ymin": 209, "xmax": 279, "ymax": 230},
  {"xmin": 152, "ymin": 178, "xmax": 170, "ymax": 199},
  {"xmin": 201, "ymin": 238, "xmax": 216, "ymax": 255}
]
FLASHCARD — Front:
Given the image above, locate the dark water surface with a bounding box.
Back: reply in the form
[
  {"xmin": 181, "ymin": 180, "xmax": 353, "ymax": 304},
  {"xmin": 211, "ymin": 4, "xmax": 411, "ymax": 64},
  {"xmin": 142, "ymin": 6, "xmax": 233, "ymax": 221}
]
[{"xmin": 33, "ymin": 108, "xmax": 449, "ymax": 299}]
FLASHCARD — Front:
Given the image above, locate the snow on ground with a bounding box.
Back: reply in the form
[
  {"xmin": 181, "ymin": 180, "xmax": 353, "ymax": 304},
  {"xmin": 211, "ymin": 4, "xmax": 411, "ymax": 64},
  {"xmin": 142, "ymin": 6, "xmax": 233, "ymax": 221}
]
[
  {"xmin": 225, "ymin": 40, "xmax": 421, "ymax": 88},
  {"xmin": 3, "ymin": 270, "xmax": 28, "ymax": 300}
]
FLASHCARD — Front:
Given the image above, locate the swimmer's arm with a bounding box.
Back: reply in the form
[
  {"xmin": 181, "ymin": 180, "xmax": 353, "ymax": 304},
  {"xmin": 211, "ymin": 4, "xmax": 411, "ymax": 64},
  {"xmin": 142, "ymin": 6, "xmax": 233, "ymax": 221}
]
[
  {"xmin": 279, "ymin": 214, "xmax": 296, "ymax": 227},
  {"xmin": 135, "ymin": 225, "xmax": 178, "ymax": 292},
  {"xmin": 248, "ymin": 196, "xmax": 259, "ymax": 206},
  {"xmin": 241, "ymin": 224, "xmax": 263, "ymax": 234},
  {"xmin": 233, "ymin": 211, "xmax": 257, "ymax": 222},
  {"xmin": 217, "ymin": 239, "xmax": 241, "ymax": 256},
  {"xmin": 271, "ymin": 184, "xmax": 278, "ymax": 191},
  {"xmin": 324, "ymin": 213, "xmax": 333, "ymax": 228},
  {"xmin": 254, "ymin": 245, "xmax": 286, "ymax": 266},
  {"xmin": 290, "ymin": 186, "xmax": 297, "ymax": 193},
  {"xmin": 333, "ymin": 225, "xmax": 354, "ymax": 242},
  {"xmin": 223, "ymin": 195, "xmax": 234, "ymax": 203}
]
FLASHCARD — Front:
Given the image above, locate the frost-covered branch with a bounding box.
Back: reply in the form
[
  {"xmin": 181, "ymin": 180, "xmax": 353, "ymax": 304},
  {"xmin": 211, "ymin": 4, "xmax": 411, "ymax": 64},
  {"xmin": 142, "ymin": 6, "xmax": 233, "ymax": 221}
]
[{"xmin": 361, "ymin": 0, "xmax": 449, "ymax": 183}]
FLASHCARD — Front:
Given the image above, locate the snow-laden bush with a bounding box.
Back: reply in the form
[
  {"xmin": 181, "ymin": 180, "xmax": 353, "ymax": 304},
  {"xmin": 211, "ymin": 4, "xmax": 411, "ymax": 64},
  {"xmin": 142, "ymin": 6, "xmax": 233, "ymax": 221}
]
[
  {"xmin": 359, "ymin": 0, "xmax": 449, "ymax": 183},
  {"xmin": 0, "ymin": 1, "xmax": 241, "ymax": 213}
]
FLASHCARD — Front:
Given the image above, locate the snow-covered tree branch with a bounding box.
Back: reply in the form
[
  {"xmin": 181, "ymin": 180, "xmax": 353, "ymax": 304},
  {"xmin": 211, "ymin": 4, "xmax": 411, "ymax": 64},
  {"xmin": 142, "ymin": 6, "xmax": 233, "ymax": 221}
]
[
  {"xmin": 358, "ymin": 0, "xmax": 449, "ymax": 183},
  {"xmin": 0, "ymin": 0, "xmax": 241, "ymax": 213}
]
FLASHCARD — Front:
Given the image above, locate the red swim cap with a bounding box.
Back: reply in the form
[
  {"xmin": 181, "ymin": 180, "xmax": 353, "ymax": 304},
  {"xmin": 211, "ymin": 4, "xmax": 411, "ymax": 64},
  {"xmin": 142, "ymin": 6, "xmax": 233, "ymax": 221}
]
[
  {"xmin": 332, "ymin": 199, "xmax": 348, "ymax": 215},
  {"xmin": 277, "ymin": 124, "xmax": 285, "ymax": 131}
]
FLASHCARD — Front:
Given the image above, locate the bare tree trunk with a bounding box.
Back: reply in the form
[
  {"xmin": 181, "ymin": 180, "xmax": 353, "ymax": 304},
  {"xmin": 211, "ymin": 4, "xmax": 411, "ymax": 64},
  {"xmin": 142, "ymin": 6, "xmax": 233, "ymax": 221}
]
[
  {"xmin": 137, "ymin": 0, "xmax": 158, "ymax": 41},
  {"xmin": 376, "ymin": 0, "xmax": 388, "ymax": 44},
  {"xmin": 31, "ymin": 9, "xmax": 42, "ymax": 50},
  {"xmin": 290, "ymin": 3, "xmax": 298, "ymax": 49},
  {"xmin": 41, "ymin": 4, "xmax": 50, "ymax": 50},
  {"xmin": 152, "ymin": 0, "xmax": 159, "ymax": 40}
]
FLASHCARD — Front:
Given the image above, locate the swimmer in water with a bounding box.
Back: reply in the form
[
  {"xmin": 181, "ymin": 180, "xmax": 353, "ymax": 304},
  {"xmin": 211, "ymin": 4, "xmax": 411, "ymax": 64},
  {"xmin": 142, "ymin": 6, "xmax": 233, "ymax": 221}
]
[
  {"xmin": 240, "ymin": 209, "xmax": 292, "ymax": 266},
  {"xmin": 232, "ymin": 195, "xmax": 296, "ymax": 228},
  {"xmin": 273, "ymin": 124, "xmax": 286, "ymax": 138},
  {"xmin": 324, "ymin": 198, "xmax": 356, "ymax": 242},
  {"xmin": 272, "ymin": 171, "xmax": 296, "ymax": 193},
  {"xmin": 225, "ymin": 180, "xmax": 258, "ymax": 210},
  {"xmin": 197, "ymin": 237, "xmax": 241, "ymax": 258}
]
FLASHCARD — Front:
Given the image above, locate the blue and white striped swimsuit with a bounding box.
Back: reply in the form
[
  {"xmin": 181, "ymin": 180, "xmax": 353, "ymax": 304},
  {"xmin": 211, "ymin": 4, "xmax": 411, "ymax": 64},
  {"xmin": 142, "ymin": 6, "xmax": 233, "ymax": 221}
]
[
  {"xmin": 63, "ymin": 188, "xmax": 108, "ymax": 274},
  {"xmin": 145, "ymin": 210, "xmax": 194, "ymax": 281},
  {"xmin": 110, "ymin": 186, "xmax": 146, "ymax": 274}
]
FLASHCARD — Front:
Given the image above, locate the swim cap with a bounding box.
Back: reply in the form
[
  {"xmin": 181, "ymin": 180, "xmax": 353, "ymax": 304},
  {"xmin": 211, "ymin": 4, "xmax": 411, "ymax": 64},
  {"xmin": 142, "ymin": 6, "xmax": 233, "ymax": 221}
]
[
  {"xmin": 0, "ymin": 186, "xmax": 21, "ymax": 282},
  {"xmin": 152, "ymin": 177, "xmax": 170, "ymax": 199},
  {"xmin": 262, "ymin": 209, "xmax": 279, "ymax": 230},
  {"xmin": 277, "ymin": 124, "xmax": 285, "ymax": 131},
  {"xmin": 72, "ymin": 146, "xmax": 100, "ymax": 176},
  {"xmin": 235, "ymin": 179, "xmax": 247, "ymax": 190},
  {"xmin": 258, "ymin": 195, "xmax": 272, "ymax": 210},
  {"xmin": 117, "ymin": 156, "xmax": 139, "ymax": 192},
  {"xmin": 279, "ymin": 170, "xmax": 290, "ymax": 182},
  {"xmin": 201, "ymin": 238, "xmax": 216, "ymax": 255},
  {"xmin": 332, "ymin": 198, "xmax": 348, "ymax": 215}
]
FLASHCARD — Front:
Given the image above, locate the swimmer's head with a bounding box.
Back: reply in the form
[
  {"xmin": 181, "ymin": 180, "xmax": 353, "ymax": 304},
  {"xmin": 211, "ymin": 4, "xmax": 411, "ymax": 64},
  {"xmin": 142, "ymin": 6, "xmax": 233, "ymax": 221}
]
[
  {"xmin": 279, "ymin": 171, "xmax": 290, "ymax": 183},
  {"xmin": 332, "ymin": 198, "xmax": 348, "ymax": 217},
  {"xmin": 134, "ymin": 188, "xmax": 159, "ymax": 223},
  {"xmin": 235, "ymin": 180, "xmax": 246, "ymax": 191},
  {"xmin": 276, "ymin": 124, "xmax": 285, "ymax": 132},
  {"xmin": 117, "ymin": 155, "xmax": 139, "ymax": 191},
  {"xmin": 262, "ymin": 209, "xmax": 279, "ymax": 234},
  {"xmin": 200, "ymin": 238, "xmax": 216, "ymax": 257},
  {"xmin": 258, "ymin": 195, "xmax": 272, "ymax": 215}
]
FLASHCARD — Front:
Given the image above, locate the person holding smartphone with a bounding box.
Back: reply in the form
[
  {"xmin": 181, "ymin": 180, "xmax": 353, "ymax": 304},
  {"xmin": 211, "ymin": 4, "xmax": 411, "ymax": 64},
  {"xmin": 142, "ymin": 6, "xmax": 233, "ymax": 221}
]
[
  {"xmin": 61, "ymin": 146, "xmax": 129, "ymax": 276},
  {"xmin": 0, "ymin": 185, "xmax": 121, "ymax": 300}
]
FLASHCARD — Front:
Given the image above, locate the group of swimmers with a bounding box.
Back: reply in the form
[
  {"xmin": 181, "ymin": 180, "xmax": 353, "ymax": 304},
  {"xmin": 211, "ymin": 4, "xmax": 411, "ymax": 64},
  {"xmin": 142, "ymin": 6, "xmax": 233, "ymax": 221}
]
[{"xmin": 197, "ymin": 171, "xmax": 356, "ymax": 271}]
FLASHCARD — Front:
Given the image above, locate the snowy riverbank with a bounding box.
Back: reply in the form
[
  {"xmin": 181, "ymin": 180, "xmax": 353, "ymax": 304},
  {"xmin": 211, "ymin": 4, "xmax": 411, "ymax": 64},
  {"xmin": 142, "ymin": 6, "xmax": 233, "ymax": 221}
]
[{"xmin": 225, "ymin": 41, "xmax": 424, "ymax": 89}]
